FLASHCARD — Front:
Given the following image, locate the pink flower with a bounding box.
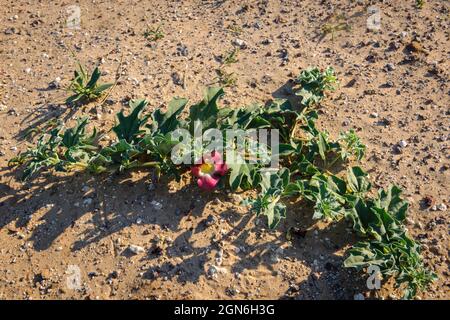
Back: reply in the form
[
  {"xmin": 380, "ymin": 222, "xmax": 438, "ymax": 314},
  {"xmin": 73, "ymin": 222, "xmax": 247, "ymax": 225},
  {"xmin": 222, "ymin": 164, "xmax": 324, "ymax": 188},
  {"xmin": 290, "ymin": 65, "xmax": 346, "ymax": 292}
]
[{"xmin": 191, "ymin": 151, "xmax": 228, "ymax": 191}]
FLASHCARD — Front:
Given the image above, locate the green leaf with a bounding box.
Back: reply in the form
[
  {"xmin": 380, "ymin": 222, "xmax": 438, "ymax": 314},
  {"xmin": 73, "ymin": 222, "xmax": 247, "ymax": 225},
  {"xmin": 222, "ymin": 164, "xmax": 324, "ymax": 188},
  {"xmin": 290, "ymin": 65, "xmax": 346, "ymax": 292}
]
[
  {"xmin": 317, "ymin": 131, "xmax": 328, "ymax": 160},
  {"xmin": 295, "ymin": 67, "xmax": 338, "ymax": 107},
  {"xmin": 189, "ymin": 87, "xmax": 224, "ymax": 132},
  {"xmin": 66, "ymin": 93, "xmax": 83, "ymax": 105},
  {"xmin": 228, "ymin": 162, "xmax": 252, "ymax": 191},
  {"xmin": 62, "ymin": 118, "xmax": 89, "ymax": 148},
  {"xmin": 347, "ymin": 166, "xmax": 371, "ymax": 195},
  {"xmin": 92, "ymin": 83, "xmax": 113, "ymax": 95},
  {"xmin": 151, "ymin": 97, "xmax": 188, "ymax": 134},
  {"xmin": 85, "ymin": 67, "xmax": 101, "ymax": 89},
  {"xmin": 113, "ymin": 99, "xmax": 149, "ymax": 143},
  {"xmin": 376, "ymin": 185, "xmax": 408, "ymax": 222}
]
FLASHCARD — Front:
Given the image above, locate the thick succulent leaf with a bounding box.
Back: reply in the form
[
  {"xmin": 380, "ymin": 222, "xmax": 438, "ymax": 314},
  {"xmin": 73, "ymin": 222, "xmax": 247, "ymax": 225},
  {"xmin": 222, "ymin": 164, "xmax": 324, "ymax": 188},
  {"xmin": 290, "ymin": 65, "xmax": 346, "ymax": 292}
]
[
  {"xmin": 228, "ymin": 162, "xmax": 252, "ymax": 191},
  {"xmin": 62, "ymin": 118, "xmax": 89, "ymax": 148},
  {"xmin": 376, "ymin": 185, "xmax": 408, "ymax": 222},
  {"xmin": 151, "ymin": 97, "xmax": 188, "ymax": 134},
  {"xmin": 347, "ymin": 166, "xmax": 371, "ymax": 194},
  {"xmin": 189, "ymin": 87, "xmax": 224, "ymax": 132},
  {"xmin": 113, "ymin": 99, "xmax": 149, "ymax": 143}
]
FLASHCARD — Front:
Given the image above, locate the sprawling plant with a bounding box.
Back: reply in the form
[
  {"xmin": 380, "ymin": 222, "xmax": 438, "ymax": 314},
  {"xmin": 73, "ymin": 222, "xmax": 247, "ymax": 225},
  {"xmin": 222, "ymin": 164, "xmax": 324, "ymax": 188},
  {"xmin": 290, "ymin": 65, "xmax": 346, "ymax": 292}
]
[{"xmin": 10, "ymin": 66, "xmax": 435, "ymax": 299}]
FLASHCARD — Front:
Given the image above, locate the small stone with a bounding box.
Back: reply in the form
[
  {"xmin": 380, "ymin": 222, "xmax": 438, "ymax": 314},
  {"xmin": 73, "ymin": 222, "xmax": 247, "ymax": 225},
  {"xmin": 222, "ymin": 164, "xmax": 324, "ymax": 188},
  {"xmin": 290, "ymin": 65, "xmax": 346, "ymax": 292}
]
[
  {"xmin": 171, "ymin": 72, "xmax": 184, "ymax": 86},
  {"xmin": 384, "ymin": 63, "xmax": 395, "ymax": 71},
  {"xmin": 398, "ymin": 140, "xmax": 408, "ymax": 148},
  {"xmin": 225, "ymin": 287, "xmax": 237, "ymax": 296},
  {"xmin": 4, "ymin": 27, "xmax": 16, "ymax": 35},
  {"xmin": 24, "ymin": 68, "xmax": 32, "ymax": 74},
  {"xmin": 176, "ymin": 43, "xmax": 189, "ymax": 56},
  {"xmin": 207, "ymin": 265, "xmax": 227, "ymax": 278},
  {"xmin": 0, "ymin": 104, "xmax": 7, "ymax": 111},
  {"xmin": 384, "ymin": 80, "xmax": 394, "ymax": 87},
  {"xmin": 83, "ymin": 198, "xmax": 93, "ymax": 206},
  {"xmin": 354, "ymin": 293, "xmax": 365, "ymax": 300},
  {"xmin": 108, "ymin": 270, "xmax": 119, "ymax": 279},
  {"xmin": 136, "ymin": 218, "xmax": 143, "ymax": 225},
  {"xmin": 233, "ymin": 38, "xmax": 247, "ymax": 49},
  {"xmin": 205, "ymin": 214, "xmax": 217, "ymax": 227},
  {"xmin": 151, "ymin": 200, "xmax": 162, "ymax": 210},
  {"xmin": 370, "ymin": 112, "xmax": 379, "ymax": 118},
  {"xmin": 207, "ymin": 265, "xmax": 217, "ymax": 277},
  {"xmin": 49, "ymin": 77, "xmax": 61, "ymax": 89},
  {"xmin": 128, "ymin": 245, "xmax": 145, "ymax": 255},
  {"xmin": 436, "ymin": 203, "xmax": 447, "ymax": 211}
]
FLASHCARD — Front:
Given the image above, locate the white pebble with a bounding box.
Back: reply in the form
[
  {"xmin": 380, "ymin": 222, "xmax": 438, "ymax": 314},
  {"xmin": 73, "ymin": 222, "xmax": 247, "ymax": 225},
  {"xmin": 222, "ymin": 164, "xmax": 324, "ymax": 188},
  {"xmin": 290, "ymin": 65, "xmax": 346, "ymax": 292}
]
[{"xmin": 128, "ymin": 245, "xmax": 145, "ymax": 254}]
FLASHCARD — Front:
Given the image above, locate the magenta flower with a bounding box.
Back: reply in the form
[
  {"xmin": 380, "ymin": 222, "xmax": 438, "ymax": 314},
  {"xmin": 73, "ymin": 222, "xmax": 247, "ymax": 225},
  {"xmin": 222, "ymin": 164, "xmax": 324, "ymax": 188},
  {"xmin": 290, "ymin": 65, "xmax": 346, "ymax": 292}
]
[{"xmin": 191, "ymin": 151, "xmax": 228, "ymax": 191}]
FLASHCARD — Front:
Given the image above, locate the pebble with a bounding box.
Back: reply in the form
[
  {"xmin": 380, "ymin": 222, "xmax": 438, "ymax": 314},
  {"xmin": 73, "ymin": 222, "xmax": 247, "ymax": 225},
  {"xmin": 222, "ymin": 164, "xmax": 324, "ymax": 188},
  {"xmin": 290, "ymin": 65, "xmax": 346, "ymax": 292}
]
[
  {"xmin": 370, "ymin": 112, "xmax": 379, "ymax": 118},
  {"xmin": 4, "ymin": 27, "xmax": 17, "ymax": 35},
  {"xmin": 354, "ymin": 293, "xmax": 365, "ymax": 300},
  {"xmin": 83, "ymin": 198, "xmax": 93, "ymax": 206},
  {"xmin": 436, "ymin": 203, "xmax": 447, "ymax": 211},
  {"xmin": 385, "ymin": 80, "xmax": 394, "ymax": 87},
  {"xmin": 171, "ymin": 72, "xmax": 184, "ymax": 86},
  {"xmin": 398, "ymin": 140, "xmax": 408, "ymax": 148},
  {"xmin": 384, "ymin": 63, "xmax": 395, "ymax": 71},
  {"xmin": 233, "ymin": 38, "xmax": 247, "ymax": 49},
  {"xmin": 128, "ymin": 245, "xmax": 145, "ymax": 255},
  {"xmin": 151, "ymin": 200, "xmax": 163, "ymax": 210},
  {"xmin": 207, "ymin": 265, "xmax": 217, "ymax": 277},
  {"xmin": 176, "ymin": 43, "xmax": 189, "ymax": 56},
  {"xmin": 207, "ymin": 265, "xmax": 227, "ymax": 278},
  {"xmin": 205, "ymin": 214, "xmax": 217, "ymax": 227},
  {"xmin": 49, "ymin": 77, "xmax": 61, "ymax": 89},
  {"xmin": 0, "ymin": 104, "xmax": 7, "ymax": 111}
]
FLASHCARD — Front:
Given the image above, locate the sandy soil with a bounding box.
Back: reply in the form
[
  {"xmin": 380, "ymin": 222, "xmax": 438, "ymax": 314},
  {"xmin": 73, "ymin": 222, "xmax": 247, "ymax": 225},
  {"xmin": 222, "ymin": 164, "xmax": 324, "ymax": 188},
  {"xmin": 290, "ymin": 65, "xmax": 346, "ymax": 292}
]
[{"xmin": 0, "ymin": 0, "xmax": 448, "ymax": 300}]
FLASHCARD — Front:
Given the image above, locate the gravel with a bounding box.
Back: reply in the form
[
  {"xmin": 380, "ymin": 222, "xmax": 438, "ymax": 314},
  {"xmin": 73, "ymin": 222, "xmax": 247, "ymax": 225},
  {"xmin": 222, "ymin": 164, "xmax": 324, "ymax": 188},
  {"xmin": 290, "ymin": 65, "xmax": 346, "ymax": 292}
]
[{"xmin": 128, "ymin": 245, "xmax": 145, "ymax": 255}]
